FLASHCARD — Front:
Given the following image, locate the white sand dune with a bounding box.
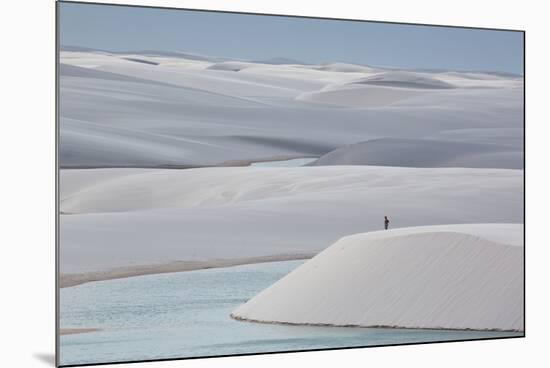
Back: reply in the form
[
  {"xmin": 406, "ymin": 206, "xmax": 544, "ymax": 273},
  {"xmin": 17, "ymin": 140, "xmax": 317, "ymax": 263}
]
[
  {"xmin": 232, "ymin": 224, "xmax": 523, "ymax": 331},
  {"xmin": 312, "ymin": 138, "xmax": 523, "ymax": 169},
  {"xmin": 59, "ymin": 48, "xmax": 523, "ymax": 168},
  {"xmin": 60, "ymin": 117, "xmax": 236, "ymax": 168},
  {"xmin": 60, "ymin": 166, "xmax": 523, "ymax": 275}
]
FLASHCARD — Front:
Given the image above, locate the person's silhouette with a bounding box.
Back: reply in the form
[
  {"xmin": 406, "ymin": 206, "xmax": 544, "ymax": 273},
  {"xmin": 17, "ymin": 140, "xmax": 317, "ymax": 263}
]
[{"xmin": 384, "ymin": 216, "xmax": 389, "ymax": 230}]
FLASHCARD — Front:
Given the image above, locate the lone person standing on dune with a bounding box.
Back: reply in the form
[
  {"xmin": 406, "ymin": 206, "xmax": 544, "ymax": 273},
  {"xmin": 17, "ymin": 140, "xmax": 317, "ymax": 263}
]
[{"xmin": 384, "ymin": 216, "xmax": 390, "ymax": 230}]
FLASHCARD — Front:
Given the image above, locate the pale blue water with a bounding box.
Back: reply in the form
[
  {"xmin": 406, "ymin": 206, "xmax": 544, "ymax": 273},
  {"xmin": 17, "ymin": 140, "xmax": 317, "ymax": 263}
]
[
  {"xmin": 250, "ymin": 158, "xmax": 317, "ymax": 167},
  {"xmin": 59, "ymin": 261, "xmax": 521, "ymax": 366}
]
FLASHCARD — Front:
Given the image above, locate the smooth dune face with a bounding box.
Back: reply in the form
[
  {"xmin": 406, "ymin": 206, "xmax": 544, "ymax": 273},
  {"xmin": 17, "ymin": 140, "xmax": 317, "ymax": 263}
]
[
  {"xmin": 206, "ymin": 61, "xmax": 258, "ymax": 72},
  {"xmin": 59, "ymin": 166, "xmax": 523, "ymax": 274},
  {"xmin": 295, "ymin": 84, "xmax": 423, "ymax": 107},
  {"xmin": 312, "ymin": 138, "xmax": 523, "ymax": 168},
  {"xmin": 350, "ymin": 71, "xmax": 456, "ymax": 89},
  {"xmin": 316, "ymin": 62, "xmax": 378, "ymax": 73},
  {"xmin": 60, "ymin": 166, "xmax": 522, "ymax": 214},
  {"xmin": 59, "ymin": 49, "xmax": 523, "ymax": 169},
  {"xmin": 232, "ymin": 224, "xmax": 524, "ymax": 331}
]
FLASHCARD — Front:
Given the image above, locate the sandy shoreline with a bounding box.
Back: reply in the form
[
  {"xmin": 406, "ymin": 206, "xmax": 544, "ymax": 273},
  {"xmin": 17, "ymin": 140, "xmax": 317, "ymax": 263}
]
[
  {"xmin": 230, "ymin": 314, "xmax": 524, "ymax": 333},
  {"xmin": 59, "ymin": 328, "xmax": 100, "ymax": 336},
  {"xmin": 60, "ymin": 253, "xmax": 315, "ymax": 288}
]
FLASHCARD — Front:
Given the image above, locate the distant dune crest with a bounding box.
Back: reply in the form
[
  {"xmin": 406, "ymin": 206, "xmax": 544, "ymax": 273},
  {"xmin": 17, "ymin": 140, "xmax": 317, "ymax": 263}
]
[{"xmin": 59, "ymin": 47, "xmax": 523, "ymax": 169}]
